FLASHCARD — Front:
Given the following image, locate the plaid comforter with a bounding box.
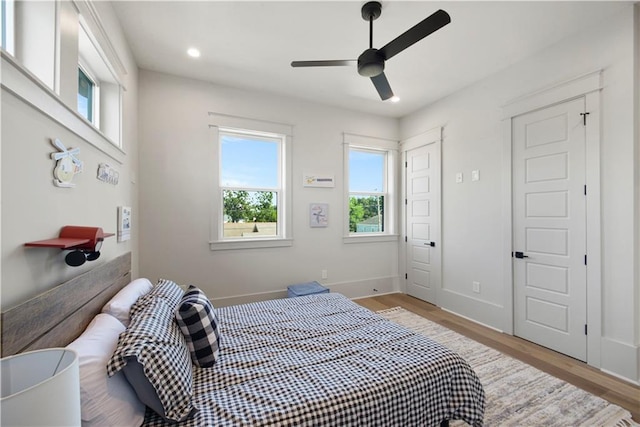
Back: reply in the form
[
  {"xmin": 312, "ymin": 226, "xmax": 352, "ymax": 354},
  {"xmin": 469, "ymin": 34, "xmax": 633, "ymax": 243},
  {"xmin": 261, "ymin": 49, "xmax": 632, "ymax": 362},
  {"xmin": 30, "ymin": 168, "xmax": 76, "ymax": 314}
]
[{"xmin": 143, "ymin": 293, "xmax": 485, "ymax": 426}]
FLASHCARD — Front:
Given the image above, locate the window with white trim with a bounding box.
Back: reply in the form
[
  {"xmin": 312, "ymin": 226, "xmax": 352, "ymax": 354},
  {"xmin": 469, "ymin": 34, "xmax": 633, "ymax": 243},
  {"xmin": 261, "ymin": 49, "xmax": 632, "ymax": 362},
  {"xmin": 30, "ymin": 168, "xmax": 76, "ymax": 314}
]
[
  {"xmin": 77, "ymin": 18, "xmax": 121, "ymax": 145},
  {"xmin": 210, "ymin": 118, "xmax": 292, "ymax": 250},
  {"xmin": 1, "ymin": 0, "xmax": 14, "ymax": 54},
  {"xmin": 77, "ymin": 65, "xmax": 98, "ymax": 124},
  {"xmin": 349, "ymin": 148, "xmax": 387, "ymax": 233},
  {"xmin": 343, "ymin": 133, "xmax": 398, "ymax": 242}
]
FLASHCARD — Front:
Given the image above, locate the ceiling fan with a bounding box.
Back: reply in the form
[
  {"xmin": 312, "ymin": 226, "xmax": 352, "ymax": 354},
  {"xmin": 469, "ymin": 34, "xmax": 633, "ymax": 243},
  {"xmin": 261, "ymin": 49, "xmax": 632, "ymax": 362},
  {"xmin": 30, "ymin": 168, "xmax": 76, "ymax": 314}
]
[{"xmin": 291, "ymin": 2, "xmax": 451, "ymax": 101}]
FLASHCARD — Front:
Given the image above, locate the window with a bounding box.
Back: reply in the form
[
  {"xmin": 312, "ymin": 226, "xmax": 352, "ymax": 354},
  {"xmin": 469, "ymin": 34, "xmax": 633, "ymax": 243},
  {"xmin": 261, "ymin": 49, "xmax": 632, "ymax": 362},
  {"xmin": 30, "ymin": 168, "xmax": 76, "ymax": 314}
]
[
  {"xmin": 77, "ymin": 17, "xmax": 121, "ymax": 146},
  {"xmin": 77, "ymin": 66, "xmax": 97, "ymax": 123},
  {"xmin": 210, "ymin": 120, "xmax": 292, "ymax": 250},
  {"xmin": 349, "ymin": 149, "xmax": 386, "ymax": 233},
  {"xmin": 1, "ymin": 0, "xmax": 14, "ymax": 54},
  {"xmin": 221, "ymin": 129, "xmax": 281, "ymax": 238},
  {"xmin": 343, "ymin": 133, "xmax": 398, "ymax": 242}
]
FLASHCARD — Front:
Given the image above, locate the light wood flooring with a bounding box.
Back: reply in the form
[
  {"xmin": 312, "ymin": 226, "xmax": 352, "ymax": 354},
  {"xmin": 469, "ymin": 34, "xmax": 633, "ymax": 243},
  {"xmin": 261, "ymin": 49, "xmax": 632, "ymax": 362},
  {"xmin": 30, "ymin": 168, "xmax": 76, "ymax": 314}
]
[{"xmin": 355, "ymin": 293, "xmax": 640, "ymax": 422}]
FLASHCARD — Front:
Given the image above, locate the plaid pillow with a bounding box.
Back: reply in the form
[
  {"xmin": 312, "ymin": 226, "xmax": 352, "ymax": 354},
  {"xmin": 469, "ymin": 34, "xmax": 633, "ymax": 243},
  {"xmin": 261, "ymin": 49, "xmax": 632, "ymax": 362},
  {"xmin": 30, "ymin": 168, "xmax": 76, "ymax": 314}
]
[
  {"xmin": 107, "ymin": 297, "xmax": 195, "ymax": 422},
  {"xmin": 130, "ymin": 278, "xmax": 184, "ymax": 318},
  {"xmin": 175, "ymin": 286, "xmax": 221, "ymax": 368}
]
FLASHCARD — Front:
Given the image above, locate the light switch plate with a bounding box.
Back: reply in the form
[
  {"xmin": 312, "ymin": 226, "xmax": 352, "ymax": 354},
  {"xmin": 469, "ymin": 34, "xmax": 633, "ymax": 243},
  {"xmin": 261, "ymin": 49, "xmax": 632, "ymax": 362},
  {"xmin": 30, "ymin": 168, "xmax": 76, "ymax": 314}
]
[{"xmin": 472, "ymin": 170, "xmax": 480, "ymax": 181}]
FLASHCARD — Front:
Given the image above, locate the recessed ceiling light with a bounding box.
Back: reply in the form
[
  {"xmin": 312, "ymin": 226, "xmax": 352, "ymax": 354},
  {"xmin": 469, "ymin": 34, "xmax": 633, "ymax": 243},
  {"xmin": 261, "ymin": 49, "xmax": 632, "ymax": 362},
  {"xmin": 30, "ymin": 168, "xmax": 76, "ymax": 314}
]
[
  {"xmin": 187, "ymin": 48, "xmax": 201, "ymax": 58},
  {"xmin": 390, "ymin": 96, "xmax": 400, "ymax": 103}
]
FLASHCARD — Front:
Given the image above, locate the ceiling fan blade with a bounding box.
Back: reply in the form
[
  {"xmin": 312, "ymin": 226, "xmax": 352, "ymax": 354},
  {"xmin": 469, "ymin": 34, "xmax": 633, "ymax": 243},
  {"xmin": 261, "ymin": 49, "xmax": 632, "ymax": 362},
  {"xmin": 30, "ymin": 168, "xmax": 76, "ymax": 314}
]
[
  {"xmin": 291, "ymin": 60, "xmax": 355, "ymax": 68},
  {"xmin": 371, "ymin": 72, "xmax": 394, "ymax": 100},
  {"xmin": 379, "ymin": 9, "xmax": 450, "ymax": 60}
]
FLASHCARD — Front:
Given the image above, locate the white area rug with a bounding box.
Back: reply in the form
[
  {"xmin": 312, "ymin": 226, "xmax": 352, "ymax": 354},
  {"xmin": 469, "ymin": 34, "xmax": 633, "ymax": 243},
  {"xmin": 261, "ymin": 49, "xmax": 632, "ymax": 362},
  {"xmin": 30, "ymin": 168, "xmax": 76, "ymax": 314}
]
[{"xmin": 377, "ymin": 307, "xmax": 638, "ymax": 427}]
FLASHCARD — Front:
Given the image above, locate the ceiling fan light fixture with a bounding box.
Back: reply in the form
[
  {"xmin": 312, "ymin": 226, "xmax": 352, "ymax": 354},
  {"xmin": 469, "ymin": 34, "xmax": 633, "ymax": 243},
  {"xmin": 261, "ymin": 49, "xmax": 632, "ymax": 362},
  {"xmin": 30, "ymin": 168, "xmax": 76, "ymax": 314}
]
[{"xmin": 357, "ymin": 48, "xmax": 385, "ymax": 77}]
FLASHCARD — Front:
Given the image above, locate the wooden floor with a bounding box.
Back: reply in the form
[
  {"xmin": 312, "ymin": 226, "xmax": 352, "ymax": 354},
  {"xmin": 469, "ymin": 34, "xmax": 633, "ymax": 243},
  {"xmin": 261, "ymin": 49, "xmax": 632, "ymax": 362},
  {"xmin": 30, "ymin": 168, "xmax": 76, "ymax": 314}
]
[{"xmin": 355, "ymin": 293, "xmax": 640, "ymax": 422}]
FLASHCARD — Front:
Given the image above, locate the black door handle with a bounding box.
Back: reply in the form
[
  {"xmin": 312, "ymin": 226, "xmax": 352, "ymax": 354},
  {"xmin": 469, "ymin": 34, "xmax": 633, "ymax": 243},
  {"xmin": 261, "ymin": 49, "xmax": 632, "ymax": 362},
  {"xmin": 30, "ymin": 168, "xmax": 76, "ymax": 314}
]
[
  {"xmin": 424, "ymin": 241, "xmax": 436, "ymax": 247},
  {"xmin": 514, "ymin": 251, "xmax": 529, "ymax": 259}
]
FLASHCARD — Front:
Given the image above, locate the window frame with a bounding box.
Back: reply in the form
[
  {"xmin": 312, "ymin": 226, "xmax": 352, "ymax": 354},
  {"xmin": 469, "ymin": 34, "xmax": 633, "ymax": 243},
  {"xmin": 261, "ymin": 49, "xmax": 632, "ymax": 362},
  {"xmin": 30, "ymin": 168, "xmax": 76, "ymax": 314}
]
[
  {"xmin": 209, "ymin": 114, "xmax": 293, "ymax": 251},
  {"xmin": 1, "ymin": 0, "xmax": 126, "ymax": 162},
  {"xmin": 343, "ymin": 133, "xmax": 399, "ymax": 244},
  {"xmin": 219, "ymin": 129, "xmax": 283, "ymax": 241},
  {"xmin": 1, "ymin": 0, "xmax": 15, "ymax": 54},
  {"xmin": 77, "ymin": 62, "xmax": 100, "ymax": 126}
]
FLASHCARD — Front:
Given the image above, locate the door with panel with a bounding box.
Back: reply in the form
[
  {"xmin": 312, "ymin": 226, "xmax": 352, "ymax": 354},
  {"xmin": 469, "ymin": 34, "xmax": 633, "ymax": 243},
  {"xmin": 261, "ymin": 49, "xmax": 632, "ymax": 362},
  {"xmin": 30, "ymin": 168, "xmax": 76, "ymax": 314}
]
[
  {"xmin": 405, "ymin": 142, "xmax": 441, "ymax": 304},
  {"xmin": 512, "ymin": 97, "xmax": 587, "ymax": 361}
]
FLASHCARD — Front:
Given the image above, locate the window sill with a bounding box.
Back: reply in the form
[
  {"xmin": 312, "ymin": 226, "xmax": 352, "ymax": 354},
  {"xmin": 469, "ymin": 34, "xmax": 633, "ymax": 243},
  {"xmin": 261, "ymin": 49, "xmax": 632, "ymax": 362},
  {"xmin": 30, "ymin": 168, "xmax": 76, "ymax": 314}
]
[
  {"xmin": 343, "ymin": 234, "xmax": 399, "ymax": 244},
  {"xmin": 209, "ymin": 238, "xmax": 293, "ymax": 251}
]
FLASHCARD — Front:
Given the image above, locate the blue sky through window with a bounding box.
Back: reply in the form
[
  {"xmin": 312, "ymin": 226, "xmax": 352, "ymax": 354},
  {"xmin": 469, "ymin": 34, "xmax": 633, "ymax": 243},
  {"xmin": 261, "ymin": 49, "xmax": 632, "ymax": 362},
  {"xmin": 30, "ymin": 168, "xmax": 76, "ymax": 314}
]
[
  {"xmin": 221, "ymin": 134, "xmax": 279, "ymax": 188},
  {"xmin": 350, "ymin": 149, "xmax": 384, "ymax": 192}
]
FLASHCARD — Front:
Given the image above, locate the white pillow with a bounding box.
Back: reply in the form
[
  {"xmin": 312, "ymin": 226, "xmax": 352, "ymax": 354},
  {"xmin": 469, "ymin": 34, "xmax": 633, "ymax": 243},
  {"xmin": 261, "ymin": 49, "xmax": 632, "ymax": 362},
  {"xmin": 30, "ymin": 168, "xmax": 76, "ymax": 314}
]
[
  {"xmin": 102, "ymin": 278, "xmax": 153, "ymax": 326},
  {"xmin": 67, "ymin": 313, "xmax": 146, "ymax": 427}
]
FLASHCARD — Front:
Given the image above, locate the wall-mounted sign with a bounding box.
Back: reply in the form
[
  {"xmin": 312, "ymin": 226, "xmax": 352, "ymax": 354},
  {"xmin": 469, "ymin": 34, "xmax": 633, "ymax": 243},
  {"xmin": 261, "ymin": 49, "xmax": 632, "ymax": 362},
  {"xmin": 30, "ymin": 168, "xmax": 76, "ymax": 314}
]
[
  {"xmin": 51, "ymin": 138, "xmax": 83, "ymax": 188},
  {"xmin": 97, "ymin": 163, "xmax": 119, "ymax": 185},
  {"xmin": 303, "ymin": 174, "xmax": 335, "ymax": 188}
]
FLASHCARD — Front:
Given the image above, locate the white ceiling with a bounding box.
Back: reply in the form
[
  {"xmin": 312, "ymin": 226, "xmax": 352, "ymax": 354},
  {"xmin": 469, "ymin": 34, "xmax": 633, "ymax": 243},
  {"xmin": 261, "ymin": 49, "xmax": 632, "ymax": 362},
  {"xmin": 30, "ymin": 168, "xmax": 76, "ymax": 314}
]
[{"xmin": 112, "ymin": 1, "xmax": 632, "ymax": 118}]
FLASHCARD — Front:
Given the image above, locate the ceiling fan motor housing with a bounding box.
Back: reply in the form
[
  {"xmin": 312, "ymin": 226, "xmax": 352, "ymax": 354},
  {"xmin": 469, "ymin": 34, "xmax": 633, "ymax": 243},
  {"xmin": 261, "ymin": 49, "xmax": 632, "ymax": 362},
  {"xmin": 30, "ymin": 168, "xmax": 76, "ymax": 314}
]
[{"xmin": 357, "ymin": 48, "xmax": 385, "ymax": 77}]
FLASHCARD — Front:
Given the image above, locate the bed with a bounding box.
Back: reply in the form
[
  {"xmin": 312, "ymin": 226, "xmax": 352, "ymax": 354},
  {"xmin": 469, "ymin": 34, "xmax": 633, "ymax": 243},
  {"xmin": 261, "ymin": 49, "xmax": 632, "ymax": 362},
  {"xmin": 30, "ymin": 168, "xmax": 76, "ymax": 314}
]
[{"xmin": 1, "ymin": 253, "xmax": 485, "ymax": 427}]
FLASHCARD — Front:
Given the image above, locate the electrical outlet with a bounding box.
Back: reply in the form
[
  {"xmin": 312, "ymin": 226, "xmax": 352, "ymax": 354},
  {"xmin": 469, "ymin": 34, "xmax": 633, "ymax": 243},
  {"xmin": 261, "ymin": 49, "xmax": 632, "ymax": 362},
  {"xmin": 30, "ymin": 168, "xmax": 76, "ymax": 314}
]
[
  {"xmin": 321, "ymin": 269, "xmax": 328, "ymax": 279},
  {"xmin": 472, "ymin": 170, "xmax": 480, "ymax": 181},
  {"xmin": 472, "ymin": 281, "xmax": 480, "ymax": 293},
  {"xmin": 456, "ymin": 172, "xmax": 463, "ymax": 183}
]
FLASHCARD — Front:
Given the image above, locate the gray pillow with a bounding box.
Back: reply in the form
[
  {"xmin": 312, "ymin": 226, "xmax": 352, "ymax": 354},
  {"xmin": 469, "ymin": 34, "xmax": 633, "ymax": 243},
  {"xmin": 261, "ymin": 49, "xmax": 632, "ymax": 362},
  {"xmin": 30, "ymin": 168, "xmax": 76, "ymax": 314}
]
[{"xmin": 107, "ymin": 298, "xmax": 194, "ymax": 422}]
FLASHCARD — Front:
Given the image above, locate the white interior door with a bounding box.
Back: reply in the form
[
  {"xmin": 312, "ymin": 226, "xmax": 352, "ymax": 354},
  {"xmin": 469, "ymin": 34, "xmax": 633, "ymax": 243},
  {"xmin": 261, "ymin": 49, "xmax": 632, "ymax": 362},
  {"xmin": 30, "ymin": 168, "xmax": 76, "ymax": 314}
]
[
  {"xmin": 512, "ymin": 97, "xmax": 587, "ymax": 361},
  {"xmin": 405, "ymin": 142, "xmax": 441, "ymax": 304}
]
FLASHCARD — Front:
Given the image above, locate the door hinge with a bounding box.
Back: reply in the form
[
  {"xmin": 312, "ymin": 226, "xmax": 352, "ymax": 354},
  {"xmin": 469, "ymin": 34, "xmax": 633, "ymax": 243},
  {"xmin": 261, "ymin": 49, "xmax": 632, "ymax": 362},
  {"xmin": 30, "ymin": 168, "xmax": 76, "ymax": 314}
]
[
  {"xmin": 584, "ymin": 185, "xmax": 587, "ymax": 196},
  {"xmin": 405, "ymin": 236, "xmax": 407, "ymax": 242},
  {"xmin": 584, "ymin": 255, "xmax": 587, "ymax": 265},
  {"xmin": 585, "ymin": 324, "xmax": 588, "ymax": 335},
  {"xmin": 580, "ymin": 112, "xmax": 590, "ymax": 126},
  {"xmin": 405, "ymin": 199, "xmax": 408, "ymax": 205},
  {"xmin": 405, "ymin": 273, "xmax": 408, "ymax": 280},
  {"xmin": 405, "ymin": 161, "xmax": 408, "ymax": 168}
]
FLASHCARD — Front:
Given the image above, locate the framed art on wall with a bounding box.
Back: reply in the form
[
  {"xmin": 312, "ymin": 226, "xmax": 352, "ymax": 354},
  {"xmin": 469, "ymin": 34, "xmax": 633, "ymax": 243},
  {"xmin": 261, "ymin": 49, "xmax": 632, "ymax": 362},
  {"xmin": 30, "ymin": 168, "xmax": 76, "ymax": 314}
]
[
  {"xmin": 117, "ymin": 206, "xmax": 131, "ymax": 242},
  {"xmin": 309, "ymin": 203, "xmax": 328, "ymax": 227}
]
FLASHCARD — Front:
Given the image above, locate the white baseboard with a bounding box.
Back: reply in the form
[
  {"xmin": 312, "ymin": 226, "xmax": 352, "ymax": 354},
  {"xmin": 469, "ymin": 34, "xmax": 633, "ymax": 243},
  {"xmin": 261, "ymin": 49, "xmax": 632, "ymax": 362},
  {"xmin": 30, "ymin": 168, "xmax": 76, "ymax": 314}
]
[
  {"xmin": 327, "ymin": 275, "xmax": 400, "ymax": 299},
  {"xmin": 441, "ymin": 307, "xmax": 505, "ymax": 334},
  {"xmin": 600, "ymin": 337, "xmax": 639, "ymax": 384},
  {"xmin": 210, "ymin": 275, "xmax": 400, "ymax": 307}
]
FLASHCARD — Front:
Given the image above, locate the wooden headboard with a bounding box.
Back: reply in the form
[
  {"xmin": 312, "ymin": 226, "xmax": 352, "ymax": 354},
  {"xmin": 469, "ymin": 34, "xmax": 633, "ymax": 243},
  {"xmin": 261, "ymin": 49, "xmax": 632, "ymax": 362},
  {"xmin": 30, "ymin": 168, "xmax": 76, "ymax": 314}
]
[{"xmin": 1, "ymin": 252, "xmax": 131, "ymax": 357}]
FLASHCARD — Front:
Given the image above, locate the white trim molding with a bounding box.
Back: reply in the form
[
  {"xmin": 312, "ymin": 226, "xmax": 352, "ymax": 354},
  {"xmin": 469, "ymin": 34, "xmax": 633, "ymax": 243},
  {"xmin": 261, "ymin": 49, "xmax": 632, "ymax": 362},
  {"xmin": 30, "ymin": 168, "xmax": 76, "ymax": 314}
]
[
  {"xmin": 73, "ymin": 0, "xmax": 127, "ymax": 83},
  {"xmin": 501, "ymin": 69, "xmax": 603, "ymax": 369},
  {"xmin": 342, "ymin": 132, "xmax": 399, "ymax": 243},
  {"xmin": 1, "ymin": 51, "xmax": 125, "ymax": 164},
  {"xmin": 400, "ymin": 127, "xmax": 441, "ymax": 152},
  {"xmin": 398, "ymin": 127, "xmax": 443, "ymax": 299},
  {"xmin": 208, "ymin": 114, "xmax": 294, "ymax": 251},
  {"xmin": 502, "ymin": 69, "xmax": 603, "ymax": 119}
]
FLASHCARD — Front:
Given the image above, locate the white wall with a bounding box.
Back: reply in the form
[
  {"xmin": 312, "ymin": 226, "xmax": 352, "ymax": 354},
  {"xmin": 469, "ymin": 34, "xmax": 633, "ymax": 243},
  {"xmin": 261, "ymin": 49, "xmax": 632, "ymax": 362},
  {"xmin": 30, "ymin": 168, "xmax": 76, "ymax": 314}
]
[
  {"xmin": 400, "ymin": 6, "xmax": 638, "ymax": 382},
  {"xmin": 137, "ymin": 70, "xmax": 400, "ymax": 305},
  {"xmin": 1, "ymin": 1, "xmax": 139, "ymax": 310}
]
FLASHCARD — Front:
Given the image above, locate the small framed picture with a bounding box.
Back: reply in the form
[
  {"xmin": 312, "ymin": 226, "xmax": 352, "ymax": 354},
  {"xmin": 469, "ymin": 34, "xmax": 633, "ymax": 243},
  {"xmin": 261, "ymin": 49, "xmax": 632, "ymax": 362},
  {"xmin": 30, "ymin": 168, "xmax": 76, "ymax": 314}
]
[
  {"xmin": 118, "ymin": 206, "xmax": 132, "ymax": 242},
  {"xmin": 309, "ymin": 203, "xmax": 328, "ymax": 228}
]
